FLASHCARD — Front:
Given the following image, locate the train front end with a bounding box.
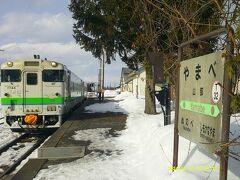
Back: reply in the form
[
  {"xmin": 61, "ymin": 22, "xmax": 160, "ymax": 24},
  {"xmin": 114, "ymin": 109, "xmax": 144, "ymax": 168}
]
[{"xmin": 0, "ymin": 59, "xmax": 65, "ymax": 131}]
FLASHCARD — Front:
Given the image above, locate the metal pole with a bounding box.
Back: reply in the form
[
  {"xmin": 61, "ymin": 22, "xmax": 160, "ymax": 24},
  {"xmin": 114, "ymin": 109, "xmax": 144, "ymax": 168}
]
[
  {"xmin": 219, "ymin": 27, "xmax": 234, "ymax": 180},
  {"xmin": 180, "ymin": 28, "xmax": 227, "ymax": 48},
  {"xmin": 172, "ymin": 47, "xmax": 181, "ymax": 170},
  {"xmin": 136, "ymin": 74, "xmax": 139, "ymax": 99},
  {"xmin": 167, "ymin": 83, "xmax": 171, "ymax": 124}
]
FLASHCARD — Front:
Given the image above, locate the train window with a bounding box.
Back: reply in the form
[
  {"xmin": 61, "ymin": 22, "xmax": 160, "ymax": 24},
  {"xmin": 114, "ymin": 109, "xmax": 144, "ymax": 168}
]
[
  {"xmin": 1, "ymin": 69, "xmax": 21, "ymax": 82},
  {"xmin": 27, "ymin": 73, "xmax": 37, "ymax": 85},
  {"xmin": 42, "ymin": 70, "xmax": 64, "ymax": 82}
]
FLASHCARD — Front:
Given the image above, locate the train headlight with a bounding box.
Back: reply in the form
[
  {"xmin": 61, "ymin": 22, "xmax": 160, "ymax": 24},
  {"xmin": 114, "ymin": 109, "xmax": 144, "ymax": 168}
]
[
  {"xmin": 51, "ymin": 61, "xmax": 58, "ymax": 67},
  {"xmin": 7, "ymin": 61, "xmax": 13, "ymax": 67}
]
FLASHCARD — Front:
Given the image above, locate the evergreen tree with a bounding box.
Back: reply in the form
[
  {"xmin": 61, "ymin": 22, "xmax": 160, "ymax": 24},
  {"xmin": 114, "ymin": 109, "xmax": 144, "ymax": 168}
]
[
  {"xmin": 69, "ymin": 0, "xmax": 224, "ymax": 114},
  {"xmin": 69, "ymin": 0, "xmax": 157, "ymax": 114}
]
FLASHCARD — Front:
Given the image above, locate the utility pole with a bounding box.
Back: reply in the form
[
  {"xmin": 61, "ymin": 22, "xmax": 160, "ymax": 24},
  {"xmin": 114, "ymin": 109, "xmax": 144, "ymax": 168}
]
[
  {"xmin": 98, "ymin": 47, "xmax": 105, "ymax": 101},
  {"xmin": 98, "ymin": 58, "xmax": 103, "ymax": 100},
  {"xmin": 98, "ymin": 63, "xmax": 101, "ymax": 92},
  {"xmin": 101, "ymin": 48, "xmax": 106, "ymax": 100}
]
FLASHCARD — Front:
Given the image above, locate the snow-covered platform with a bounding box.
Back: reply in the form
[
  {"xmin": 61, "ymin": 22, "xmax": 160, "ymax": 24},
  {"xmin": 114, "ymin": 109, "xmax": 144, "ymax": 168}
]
[
  {"xmin": 10, "ymin": 98, "xmax": 127, "ymax": 180},
  {"xmin": 6, "ymin": 92, "xmax": 240, "ymax": 179}
]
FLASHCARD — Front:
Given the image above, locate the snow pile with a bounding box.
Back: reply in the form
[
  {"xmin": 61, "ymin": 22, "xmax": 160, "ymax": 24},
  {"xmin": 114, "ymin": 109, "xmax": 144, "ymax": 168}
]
[
  {"xmin": 104, "ymin": 89, "xmax": 120, "ymax": 97},
  {"xmin": 0, "ymin": 141, "xmax": 36, "ymax": 173},
  {"xmin": 34, "ymin": 92, "xmax": 240, "ymax": 180},
  {"xmin": 117, "ymin": 94, "xmax": 145, "ymax": 114},
  {"xmin": 84, "ymin": 102, "xmax": 125, "ymax": 113},
  {"xmin": 0, "ymin": 124, "xmax": 20, "ymax": 149},
  {"xmin": 114, "ymin": 91, "xmax": 136, "ymax": 101}
]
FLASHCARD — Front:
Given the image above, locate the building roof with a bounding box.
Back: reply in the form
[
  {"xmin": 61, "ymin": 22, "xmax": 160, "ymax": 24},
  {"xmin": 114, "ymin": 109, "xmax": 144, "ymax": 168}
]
[
  {"xmin": 121, "ymin": 67, "xmax": 133, "ymax": 75},
  {"xmin": 120, "ymin": 67, "xmax": 133, "ymax": 85}
]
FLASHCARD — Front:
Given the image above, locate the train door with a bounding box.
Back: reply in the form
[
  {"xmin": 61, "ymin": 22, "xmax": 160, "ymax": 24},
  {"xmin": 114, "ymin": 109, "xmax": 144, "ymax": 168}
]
[{"xmin": 23, "ymin": 71, "xmax": 43, "ymax": 113}]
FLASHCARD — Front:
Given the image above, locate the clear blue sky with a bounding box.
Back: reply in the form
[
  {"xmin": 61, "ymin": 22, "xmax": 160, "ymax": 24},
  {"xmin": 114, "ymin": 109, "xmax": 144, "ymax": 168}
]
[{"xmin": 0, "ymin": 0, "xmax": 125, "ymax": 86}]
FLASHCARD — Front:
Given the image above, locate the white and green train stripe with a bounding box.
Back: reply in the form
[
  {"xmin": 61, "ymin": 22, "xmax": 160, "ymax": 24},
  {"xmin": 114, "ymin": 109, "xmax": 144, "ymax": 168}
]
[
  {"xmin": 0, "ymin": 96, "xmax": 86, "ymax": 105},
  {"xmin": 0, "ymin": 97, "xmax": 64, "ymax": 105}
]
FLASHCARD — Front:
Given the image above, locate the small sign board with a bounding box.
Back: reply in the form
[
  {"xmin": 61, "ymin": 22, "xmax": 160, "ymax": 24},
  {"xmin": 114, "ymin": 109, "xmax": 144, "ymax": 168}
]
[
  {"xmin": 155, "ymin": 83, "xmax": 162, "ymax": 91},
  {"xmin": 179, "ymin": 51, "xmax": 224, "ymax": 153},
  {"xmin": 212, "ymin": 81, "xmax": 221, "ymax": 104}
]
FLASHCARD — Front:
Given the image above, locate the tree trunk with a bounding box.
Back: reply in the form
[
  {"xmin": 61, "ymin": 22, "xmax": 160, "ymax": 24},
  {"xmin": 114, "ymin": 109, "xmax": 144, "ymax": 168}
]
[{"xmin": 144, "ymin": 58, "xmax": 156, "ymax": 114}]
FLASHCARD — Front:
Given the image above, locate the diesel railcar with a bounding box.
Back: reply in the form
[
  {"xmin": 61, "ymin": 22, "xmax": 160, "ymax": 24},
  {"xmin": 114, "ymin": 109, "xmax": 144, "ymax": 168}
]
[{"xmin": 0, "ymin": 57, "xmax": 87, "ymax": 131}]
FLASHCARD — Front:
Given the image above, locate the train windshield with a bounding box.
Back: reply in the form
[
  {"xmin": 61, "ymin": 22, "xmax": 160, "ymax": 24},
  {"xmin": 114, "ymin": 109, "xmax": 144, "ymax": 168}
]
[
  {"xmin": 42, "ymin": 70, "xmax": 64, "ymax": 82},
  {"xmin": 1, "ymin": 69, "xmax": 21, "ymax": 82}
]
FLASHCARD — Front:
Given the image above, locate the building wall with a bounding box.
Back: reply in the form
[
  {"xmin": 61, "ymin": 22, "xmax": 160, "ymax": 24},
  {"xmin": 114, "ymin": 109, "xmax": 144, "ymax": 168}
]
[
  {"xmin": 132, "ymin": 77, "xmax": 138, "ymax": 96},
  {"xmin": 131, "ymin": 69, "xmax": 146, "ymax": 97},
  {"xmin": 120, "ymin": 68, "xmax": 133, "ymax": 92},
  {"xmin": 138, "ymin": 70, "xmax": 146, "ymax": 97},
  {"xmin": 120, "ymin": 67, "xmax": 146, "ymax": 97},
  {"xmin": 126, "ymin": 81, "xmax": 133, "ymax": 92}
]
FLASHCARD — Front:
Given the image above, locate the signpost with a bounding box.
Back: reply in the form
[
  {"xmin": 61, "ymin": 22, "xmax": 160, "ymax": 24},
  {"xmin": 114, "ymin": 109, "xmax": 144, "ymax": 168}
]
[
  {"xmin": 173, "ymin": 28, "xmax": 233, "ymax": 180},
  {"xmin": 178, "ymin": 51, "xmax": 224, "ymax": 152}
]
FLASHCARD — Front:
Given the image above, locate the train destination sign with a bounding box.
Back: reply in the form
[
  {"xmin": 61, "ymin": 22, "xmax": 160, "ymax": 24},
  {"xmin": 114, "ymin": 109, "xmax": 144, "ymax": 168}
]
[{"xmin": 178, "ymin": 51, "xmax": 225, "ymax": 153}]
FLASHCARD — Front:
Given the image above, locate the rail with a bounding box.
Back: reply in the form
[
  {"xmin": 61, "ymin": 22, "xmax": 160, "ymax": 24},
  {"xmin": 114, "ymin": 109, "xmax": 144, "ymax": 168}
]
[{"xmin": 0, "ymin": 133, "xmax": 48, "ymax": 179}]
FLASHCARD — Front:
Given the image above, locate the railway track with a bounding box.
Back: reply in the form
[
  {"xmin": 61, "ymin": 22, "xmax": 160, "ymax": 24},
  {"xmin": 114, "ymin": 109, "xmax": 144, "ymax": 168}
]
[{"xmin": 0, "ymin": 132, "xmax": 49, "ymax": 179}]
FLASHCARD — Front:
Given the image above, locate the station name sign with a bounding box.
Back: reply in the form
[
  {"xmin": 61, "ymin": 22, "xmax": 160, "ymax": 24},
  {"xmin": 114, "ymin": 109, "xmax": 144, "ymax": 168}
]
[{"xmin": 178, "ymin": 51, "xmax": 225, "ymax": 153}]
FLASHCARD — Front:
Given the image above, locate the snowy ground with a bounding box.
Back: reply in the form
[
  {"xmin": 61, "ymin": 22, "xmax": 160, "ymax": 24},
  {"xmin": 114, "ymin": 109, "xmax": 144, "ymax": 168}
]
[
  {"xmin": 0, "ymin": 90, "xmax": 240, "ymax": 179},
  {"xmin": 34, "ymin": 91, "xmax": 240, "ymax": 180},
  {"xmin": 0, "ymin": 117, "xmax": 50, "ymax": 174},
  {"xmin": 0, "ymin": 117, "xmax": 21, "ymax": 150}
]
